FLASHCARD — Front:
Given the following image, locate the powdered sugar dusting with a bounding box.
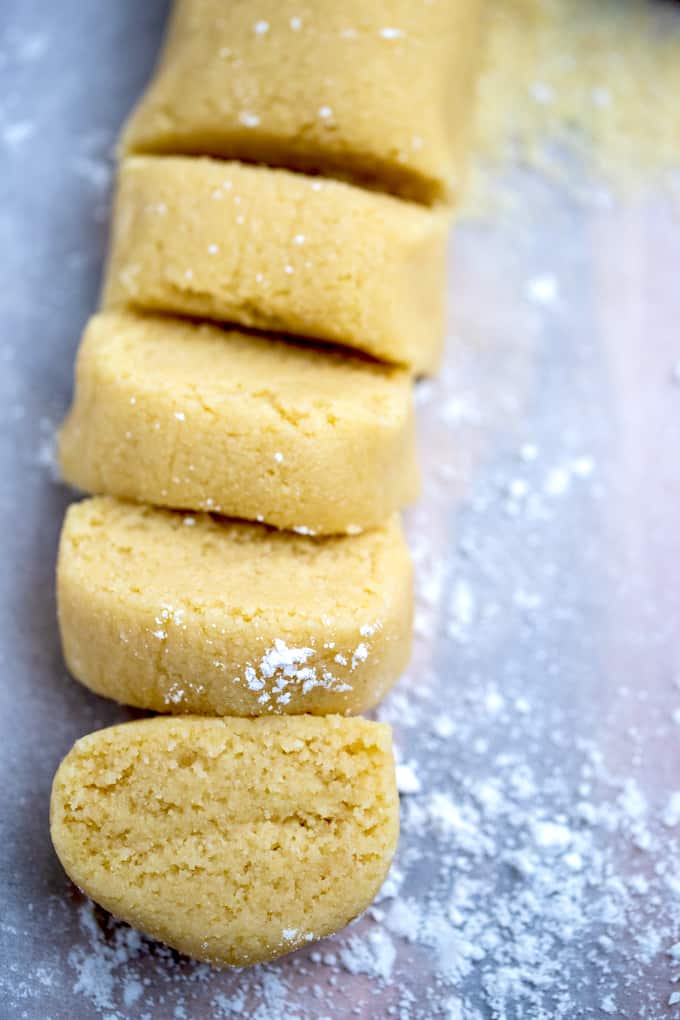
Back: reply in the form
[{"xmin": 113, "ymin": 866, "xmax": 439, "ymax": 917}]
[{"xmin": 238, "ymin": 639, "xmax": 354, "ymax": 708}]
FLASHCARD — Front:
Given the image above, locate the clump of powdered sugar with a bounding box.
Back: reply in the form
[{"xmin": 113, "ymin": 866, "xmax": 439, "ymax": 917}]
[
  {"xmin": 239, "ymin": 638, "xmax": 353, "ymax": 708},
  {"xmin": 67, "ymin": 902, "xmax": 145, "ymax": 1013}
]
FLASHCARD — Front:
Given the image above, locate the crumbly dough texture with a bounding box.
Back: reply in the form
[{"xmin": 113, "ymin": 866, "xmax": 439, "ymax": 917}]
[
  {"xmin": 58, "ymin": 311, "xmax": 419, "ymax": 534},
  {"xmin": 58, "ymin": 497, "xmax": 413, "ymax": 716},
  {"xmin": 121, "ymin": 0, "xmax": 483, "ymax": 206},
  {"xmin": 50, "ymin": 715, "xmax": 399, "ymax": 966},
  {"xmin": 103, "ymin": 156, "xmax": 448, "ymax": 373}
]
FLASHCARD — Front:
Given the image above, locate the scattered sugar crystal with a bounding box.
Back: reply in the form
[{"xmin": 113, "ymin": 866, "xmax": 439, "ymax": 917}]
[
  {"xmin": 663, "ymin": 792, "xmax": 680, "ymax": 828},
  {"xmin": 360, "ymin": 623, "xmax": 380, "ymax": 637},
  {"xmin": 351, "ymin": 643, "xmax": 368, "ymax": 668},
  {"xmin": 484, "ymin": 689, "xmax": 504, "ymax": 715},
  {"xmin": 253, "ymin": 20, "xmax": 269, "ymax": 34},
  {"xmin": 448, "ymin": 580, "xmax": 476, "ymax": 640},
  {"xmin": 507, "ymin": 478, "xmax": 529, "ymax": 499},
  {"xmin": 531, "ymin": 819, "xmax": 571, "ymax": 850},
  {"xmin": 432, "ymin": 715, "xmax": 455, "ymax": 739},
  {"xmin": 571, "ymin": 455, "xmax": 595, "ymax": 477},
  {"xmin": 239, "ymin": 112, "xmax": 261, "ymax": 128},
  {"xmin": 526, "ymin": 273, "xmax": 558, "ymax": 305},
  {"xmin": 440, "ymin": 393, "xmax": 481, "ymax": 426},
  {"xmin": 563, "ymin": 850, "xmax": 584, "ymax": 871},
  {"xmin": 396, "ymin": 763, "xmax": 422, "ymax": 795},
  {"xmin": 474, "ymin": 781, "xmax": 504, "ymax": 815},
  {"xmin": 530, "ymin": 80, "xmax": 555, "ymax": 104},
  {"xmin": 544, "ymin": 466, "xmax": 571, "ymax": 496},
  {"xmin": 618, "ymin": 779, "xmax": 647, "ymax": 820}
]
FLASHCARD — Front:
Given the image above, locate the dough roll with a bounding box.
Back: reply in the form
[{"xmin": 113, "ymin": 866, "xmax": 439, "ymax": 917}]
[
  {"xmin": 121, "ymin": 0, "xmax": 483, "ymax": 206},
  {"xmin": 50, "ymin": 715, "xmax": 399, "ymax": 965},
  {"xmin": 57, "ymin": 496, "xmax": 413, "ymax": 716},
  {"xmin": 58, "ymin": 311, "xmax": 419, "ymax": 534},
  {"xmin": 103, "ymin": 156, "xmax": 448, "ymax": 373}
]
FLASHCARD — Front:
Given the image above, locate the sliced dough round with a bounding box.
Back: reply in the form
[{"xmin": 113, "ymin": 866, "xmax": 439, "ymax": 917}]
[
  {"xmin": 57, "ymin": 497, "xmax": 413, "ymax": 716},
  {"xmin": 103, "ymin": 156, "xmax": 448, "ymax": 373},
  {"xmin": 50, "ymin": 715, "xmax": 399, "ymax": 966},
  {"xmin": 58, "ymin": 311, "xmax": 419, "ymax": 534},
  {"xmin": 121, "ymin": 0, "xmax": 483, "ymax": 207}
]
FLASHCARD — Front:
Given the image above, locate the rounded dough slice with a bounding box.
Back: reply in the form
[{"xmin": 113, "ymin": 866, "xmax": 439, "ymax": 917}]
[
  {"xmin": 57, "ymin": 496, "xmax": 413, "ymax": 716},
  {"xmin": 58, "ymin": 311, "xmax": 419, "ymax": 534},
  {"xmin": 102, "ymin": 156, "xmax": 448, "ymax": 373},
  {"xmin": 50, "ymin": 715, "xmax": 399, "ymax": 966},
  {"xmin": 121, "ymin": 0, "xmax": 483, "ymax": 207}
]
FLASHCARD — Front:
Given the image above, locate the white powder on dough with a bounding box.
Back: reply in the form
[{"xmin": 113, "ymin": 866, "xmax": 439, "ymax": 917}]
[{"xmin": 240, "ymin": 639, "xmax": 353, "ymax": 707}]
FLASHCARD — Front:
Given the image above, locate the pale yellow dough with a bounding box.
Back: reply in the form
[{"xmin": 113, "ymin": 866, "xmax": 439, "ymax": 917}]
[
  {"xmin": 121, "ymin": 0, "xmax": 482, "ymax": 206},
  {"xmin": 103, "ymin": 156, "xmax": 448, "ymax": 373},
  {"xmin": 58, "ymin": 496, "xmax": 413, "ymax": 716},
  {"xmin": 58, "ymin": 311, "xmax": 419, "ymax": 534},
  {"xmin": 50, "ymin": 715, "xmax": 399, "ymax": 966}
]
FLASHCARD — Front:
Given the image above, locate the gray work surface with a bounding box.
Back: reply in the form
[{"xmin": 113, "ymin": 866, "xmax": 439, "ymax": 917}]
[{"xmin": 2, "ymin": 2, "xmax": 680, "ymax": 1018}]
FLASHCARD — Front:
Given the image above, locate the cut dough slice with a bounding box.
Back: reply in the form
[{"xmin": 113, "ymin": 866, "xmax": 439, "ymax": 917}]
[
  {"xmin": 50, "ymin": 715, "xmax": 399, "ymax": 966},
  {"xmin": 121, "ymin": 0, "xmax": 483, "ymax": 206},
  {"xmin": 102, "ymin": 156, "xmax": 448, "ymax": 373},
  {"xmin": 58, "ymin": 311, "xmax": 419, "ymax": 534},
  {"xmin": 57, "ymin": 497, "xmax": 413, "ymax": 716}
]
